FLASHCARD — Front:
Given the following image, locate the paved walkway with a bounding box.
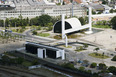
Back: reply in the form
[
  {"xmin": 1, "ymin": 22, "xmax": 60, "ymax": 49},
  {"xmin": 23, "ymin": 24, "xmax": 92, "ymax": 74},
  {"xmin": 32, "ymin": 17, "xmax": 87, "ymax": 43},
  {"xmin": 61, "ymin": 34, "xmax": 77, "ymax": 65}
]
[{"xmin": 80, "ymin": 29, "xmax": 116, "ymax": 52}]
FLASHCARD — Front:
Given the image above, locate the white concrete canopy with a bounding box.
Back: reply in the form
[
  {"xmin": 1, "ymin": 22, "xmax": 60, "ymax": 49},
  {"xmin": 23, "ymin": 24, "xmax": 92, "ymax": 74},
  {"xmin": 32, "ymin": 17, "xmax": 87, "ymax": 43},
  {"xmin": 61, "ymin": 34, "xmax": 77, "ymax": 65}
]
[{"xmin": 53, "ymin": 18, "xmax": 90, "ymax": 34}]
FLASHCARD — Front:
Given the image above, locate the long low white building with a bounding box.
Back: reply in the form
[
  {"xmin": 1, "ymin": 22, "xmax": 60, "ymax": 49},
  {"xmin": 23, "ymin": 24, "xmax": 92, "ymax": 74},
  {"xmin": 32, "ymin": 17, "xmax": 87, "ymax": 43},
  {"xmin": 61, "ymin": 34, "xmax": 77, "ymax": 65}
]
[
  {"xmin": 0, "ymin": 0, "xmax": 87, "ymax": 19},
  {"xmin": 26, "ymin": 42, "xmax": 65, "ymax": 60}
]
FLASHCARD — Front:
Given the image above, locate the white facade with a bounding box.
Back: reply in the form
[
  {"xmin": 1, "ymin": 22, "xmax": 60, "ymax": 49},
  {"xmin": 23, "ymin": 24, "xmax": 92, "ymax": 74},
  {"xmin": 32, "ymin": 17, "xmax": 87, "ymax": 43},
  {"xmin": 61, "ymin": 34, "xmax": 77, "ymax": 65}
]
[
  {"xmin": 37, "ymin": 48, "xmax": 65, "ymax": 60},
  {"xmin": 0, "ymin": 0, "xmax": 87, "ymax": 19},
  {"xmin": 37, "ymin": 48, "xmax": 46, "ymax": 58}
]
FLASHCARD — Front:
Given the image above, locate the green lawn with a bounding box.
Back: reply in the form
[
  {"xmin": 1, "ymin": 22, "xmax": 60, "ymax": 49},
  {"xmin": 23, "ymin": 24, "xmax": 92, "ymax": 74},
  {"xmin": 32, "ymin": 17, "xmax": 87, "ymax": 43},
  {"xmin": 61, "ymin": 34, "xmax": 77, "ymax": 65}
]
[
  {"xmin": 12, "ymin": 29, "xmax": 26, "ymax": 33},
  {"xmin": 75, "ymin": 49, "xmax": 86, "ymax": 52},
  {"xmin": 89, "ymin": 53, "xmax": 109, "ymax": 59},
  {"xmin": 37, "ymin": 33, "xmax": 50, "ymax": 37},
  {"xmin": 93, "ymin": 25, "xmax": 111, "ymax": 28},
  {"xmin": 22, "ymin": 61, "xmax": 32, "ymax": 66},
  {"xmin": 62, "ymin": 45, "xmax": 72, "ymax": 48}
]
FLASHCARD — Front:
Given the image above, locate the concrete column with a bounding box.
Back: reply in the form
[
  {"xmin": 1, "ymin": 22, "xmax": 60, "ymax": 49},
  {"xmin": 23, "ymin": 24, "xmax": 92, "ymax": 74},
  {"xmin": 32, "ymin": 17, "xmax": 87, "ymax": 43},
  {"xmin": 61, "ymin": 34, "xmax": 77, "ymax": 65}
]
[
  {"xmin": 44, "ymin": 49, "xmax": 47, "ymax": 58},
  {"xmin": 89, "ymin": 7, "xmax": 92, "ymax": 31},
  {"xmin": 62, "ymin": 14, "xmax": 65, "ymax": 39},
  {"xmin": 85, "ymin": 7, "xmax": 93, "ymax": 34},
  {"xmin": 61, "ymin": 50, "xmax": 65, "ymax": 60},
  {"xmin": 65, "ymin": 35, "xmax": 68, "ymax": 47}
]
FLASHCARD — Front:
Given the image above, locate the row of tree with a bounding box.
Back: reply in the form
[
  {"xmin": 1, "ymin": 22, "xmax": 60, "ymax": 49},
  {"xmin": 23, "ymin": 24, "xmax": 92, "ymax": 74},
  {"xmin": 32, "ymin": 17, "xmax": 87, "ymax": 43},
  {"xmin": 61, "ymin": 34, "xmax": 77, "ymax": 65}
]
[
  {"xmin": 0, "ymin": 31, "xmax": 24, "ymax": 44},
  {"xmin": 0, "ymin": 14, "xmax": 89, "ymax": 27},
  {"xmin": 0, "ymin": 14, "xmax": 116, "ymax": 30},
  {"xmin": 0, "ymin": 15, "xmax": 60, "ymax": 28}
]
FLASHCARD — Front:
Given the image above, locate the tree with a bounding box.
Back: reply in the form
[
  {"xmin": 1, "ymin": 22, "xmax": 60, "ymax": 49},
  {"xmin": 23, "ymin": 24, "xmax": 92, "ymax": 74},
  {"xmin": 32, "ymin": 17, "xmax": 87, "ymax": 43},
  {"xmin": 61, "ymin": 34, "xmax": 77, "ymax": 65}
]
[
  {"xmin": 79, "ymin": 66, "xmax": 85, "ymax": 71},
  {"xmin": 83, "ymin": 43, "xmax": 88, "ymax": 49},
  {"xmin": 62, "ymin": 63, "xmax": 75, "ymax": 69},
  {"xmin": 97, "ymin": 11, "xmax": 102, "ymax": 14},
  {"xmin": 111, "ymin": 55, "xmax": 116, "ymax": 61},
  {"xmin": 99, "ymin": 63, "xmax": 107, "ymax": 70},
  {"xmin": 102, "ymin": 0, "xmax": 107, "ymax": 4},
  {"xmin": 84, "ymin": 16, "xmax": 88, "ymax": 24},
  {"xmin": 0, "ymin": 19, "xmax": 4, "ymax": 27},
  {"xmin": 46, "ymin": 23, "xmax": 53, "ymax": 31},
  {"xmin": 90, "ymin": 62, "xmax": 97, "ymax": 68},
  {"xmin": 30, "ymin": 16, "xmax": 39, "ymax": 26},
  {"xmin": 5, "ymin": 18, "xmax": 10, "ymax": 28},
  {"xmin": 16, "ymin": 57, "xmax": 24, "ymax": 64},
  {"xmin": 110, "ymin": 9, "xmax": 114, "ymax": 13},
  {"xmin": 79, "ymin": 17, "xmax": 85, "ymax": 25},
  {"xmin": 32, "ymin": 59, "xmax": 39, "ymax": 65},
  {"xmin": 32, "ymin": 30, "xmax": 37, "ymax": 35},
  {"xmin": 94, "ymin": 47, "xmax": 100, "ymax": 52},
  {"xmin": 37, "ymin": 26, "xmax": 41, "ymax": 30},
  {"xmin": 38, "ymin": 14, "xmax": 51, "ymax": 26},
  {"xmin": 108, "ymin": 66, "xmax": 116, "ymax": 75},
  {"xmin": 63, "ymin": 1, "xmax": 65, "ymax": 5},
  {"xmin": 111, "ymin": 16, "xmax": 116, "ymax": 29},
  {"xmin": 92, "ymin": 10, "xmax": 96, "ymax": 15}
]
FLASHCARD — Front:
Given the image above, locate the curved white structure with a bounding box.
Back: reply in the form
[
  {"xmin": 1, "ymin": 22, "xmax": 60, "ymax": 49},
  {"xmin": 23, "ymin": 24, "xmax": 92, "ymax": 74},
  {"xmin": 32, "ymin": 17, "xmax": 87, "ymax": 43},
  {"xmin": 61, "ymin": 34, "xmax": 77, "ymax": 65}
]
[
  {"xmin": 54, "ymin": 17, "xmax": 90, "ymax": 34},
  {"xmin": 65, "ymin": 18, "xmax": 82, "ymax": 28}
]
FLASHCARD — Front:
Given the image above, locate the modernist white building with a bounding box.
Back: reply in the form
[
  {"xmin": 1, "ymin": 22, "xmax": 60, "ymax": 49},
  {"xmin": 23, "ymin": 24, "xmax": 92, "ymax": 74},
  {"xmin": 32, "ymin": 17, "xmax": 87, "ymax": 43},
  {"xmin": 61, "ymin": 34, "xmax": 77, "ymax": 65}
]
[{"xmin": 0, "ymin": 0, "xmax": 87, "ymax": 19}]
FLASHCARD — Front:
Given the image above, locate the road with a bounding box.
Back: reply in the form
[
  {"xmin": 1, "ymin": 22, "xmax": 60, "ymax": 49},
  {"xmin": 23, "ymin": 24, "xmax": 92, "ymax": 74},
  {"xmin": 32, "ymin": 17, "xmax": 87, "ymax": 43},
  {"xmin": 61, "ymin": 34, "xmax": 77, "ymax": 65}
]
[
  {"xmin": 0, "ymin": 29, "xmax": 56, "ymax": 43},
  {"xmin": 15, "ymin": 29, "xmax": 56, "ymax": 43}
]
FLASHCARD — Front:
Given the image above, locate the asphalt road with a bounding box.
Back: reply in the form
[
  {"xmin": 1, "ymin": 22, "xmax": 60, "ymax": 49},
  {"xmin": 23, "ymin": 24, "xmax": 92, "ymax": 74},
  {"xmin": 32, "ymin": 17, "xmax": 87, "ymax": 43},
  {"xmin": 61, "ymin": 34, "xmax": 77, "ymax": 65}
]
[{"xmin": 15, "ymin": 29, "xmax": 56, "ymax": 43}]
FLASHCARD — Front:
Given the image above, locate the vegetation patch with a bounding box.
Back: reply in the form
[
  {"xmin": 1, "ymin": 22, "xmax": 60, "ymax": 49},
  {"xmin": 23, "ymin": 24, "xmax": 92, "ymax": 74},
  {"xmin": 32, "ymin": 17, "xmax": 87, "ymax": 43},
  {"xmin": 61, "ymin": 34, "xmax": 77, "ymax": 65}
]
[
  {"xmin": 53, "ymin": 35, "xmax": 62, "ymax": 40},
  {"xmin": 22, "ymin": 61, "xmax": 32, "ymax": 67},
  {"xmin": 75, "ymin": 44, "xmax": 88, "ymax": 52},
  {"xmin": 75, "ymin": 48, "xmax": 86, "ymax": 52},
  {"xmin": 89, "ymin": 53, "xmax": 109, "ymax": 59},
  {"xmin": 37, "ymin": 33, "xmax": 50, "ymax": 37},
  {"xmin": 53, "ymin": 34, "xmax": 81, "ymax": 40},
  {"xmin": 111, "ymin": 55, "xmax": 116, "ymax": 61},
  {"xmin": 62, "ymin": 45, "xmax": 72, "ymax": 48},
  {"xmin": 93, "ymin": 25, "xmax": 111, "ymax": 28}
]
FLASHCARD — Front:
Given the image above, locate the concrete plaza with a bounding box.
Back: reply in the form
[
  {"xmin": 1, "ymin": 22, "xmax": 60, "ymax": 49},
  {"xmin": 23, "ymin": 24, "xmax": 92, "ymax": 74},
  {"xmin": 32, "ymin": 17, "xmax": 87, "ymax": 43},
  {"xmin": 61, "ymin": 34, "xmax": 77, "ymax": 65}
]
[{"xmin": 81, "ymin": 29, "xmax": 116, "ymax": 52}]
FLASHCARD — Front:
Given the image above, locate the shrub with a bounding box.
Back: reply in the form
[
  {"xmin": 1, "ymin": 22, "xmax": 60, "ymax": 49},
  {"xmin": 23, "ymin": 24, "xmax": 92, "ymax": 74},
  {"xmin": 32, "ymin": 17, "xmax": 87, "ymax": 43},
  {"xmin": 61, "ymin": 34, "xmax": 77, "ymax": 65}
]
[
  {"xmin": 22, "ymin": 61, "xmax": 32, "ymax": 66},
  {"xmin": 37, "ymin": 26, "xmax": 41, "ymax": 30},
  {"xmin": 108, "ymin": 66, "xmax": 116, "ymax": 75},
  {"xmin": 32, "ymin": 59, "xmax": 39, "ymax": 65},
  {"xmin": 87, "ymin": 70, "xmax": 92, "ymax": 74},
  {"xmin": 32, "ymin": 30, "xmax": 37, "ymax": 35},
  {"xmin": 83, "ymin": 43, "xmax": 88, "ymax": 49},
  {"xmin": 16, "ymin": 57, "xmax": 24, "ymax": 64},
  {"xmin": 90, "ymin": 62, "xmax": 97, "ymax": 68},
  {"xmin": 111, "ymin": 55, "xmax": 116, "ymax": 61},
  {"xmin": 61, "ymin": 63, "xmax": 75, "ymax": 69},
  {"xmin": 99, "ymin": 63, "xmax": 107, "ymax": 70},
  {"xmin": 53, "ymin": 35, "xmax": 62, "ymax": 40},
  {"xmin": 79, "ymin": 66, "xmax": 85, "ymax": 71},
  {"xmin": 94, "ymin": 47, "xmax": 100, "ymax": 51}
]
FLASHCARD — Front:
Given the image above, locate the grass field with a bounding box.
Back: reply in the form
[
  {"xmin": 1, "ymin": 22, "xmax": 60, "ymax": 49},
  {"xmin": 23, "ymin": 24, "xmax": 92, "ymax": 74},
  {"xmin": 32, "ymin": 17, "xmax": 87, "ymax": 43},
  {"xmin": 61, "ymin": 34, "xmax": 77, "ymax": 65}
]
[
  {"xmin": 89, "ymin": 53, "xmax": 109, "ymax": 59},
  {"xmin": 93, "ymin": 25, "xmax": 111, "ymax": 28},
  {"xmin": 37, "ymin": 33, "xmax": 50, "ymax": 37}
]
